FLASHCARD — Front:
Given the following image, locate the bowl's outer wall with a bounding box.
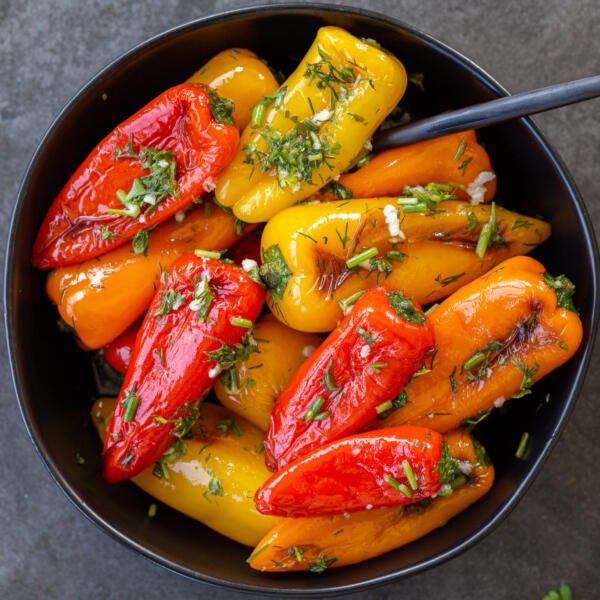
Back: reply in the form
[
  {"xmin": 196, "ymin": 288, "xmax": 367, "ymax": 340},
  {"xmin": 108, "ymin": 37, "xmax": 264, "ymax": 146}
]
[{"xmin": 6, "ymin": 5, "xmax": 598, "ymax": 596}]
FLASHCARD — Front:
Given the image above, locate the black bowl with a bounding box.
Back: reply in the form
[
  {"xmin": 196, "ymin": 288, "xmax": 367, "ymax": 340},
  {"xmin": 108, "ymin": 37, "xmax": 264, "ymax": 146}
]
[{"xmin": 5, "ymin": 3, "xmax": 599, "ymax": 596}]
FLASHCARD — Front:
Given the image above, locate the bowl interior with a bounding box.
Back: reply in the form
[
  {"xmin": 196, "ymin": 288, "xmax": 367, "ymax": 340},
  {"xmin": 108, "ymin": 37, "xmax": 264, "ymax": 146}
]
[{"xmin": 5, "ymin": 4, "xmax": 598, "ymax": 596}]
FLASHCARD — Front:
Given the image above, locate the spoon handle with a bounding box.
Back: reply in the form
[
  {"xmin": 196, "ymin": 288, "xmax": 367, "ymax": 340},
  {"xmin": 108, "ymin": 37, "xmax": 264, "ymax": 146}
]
[{"xmin": 373, "ymin": 74, "xmax": 600, "ymax": 151}]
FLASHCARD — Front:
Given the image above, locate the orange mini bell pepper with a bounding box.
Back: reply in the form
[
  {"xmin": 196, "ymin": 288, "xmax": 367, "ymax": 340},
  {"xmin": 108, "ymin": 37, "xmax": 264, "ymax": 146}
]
[
  {"xmin": 47, "ymin": 201, "xmax": 250, "ymax": 349},
  {"xmin": 379, "ymin": 256, "xmax": 583, "ymax": 432},
  {"xmin": 335, "ymin": 131, "xmax": 496, "ymax": 203},
  {"xmin": 248, "ymin": 428, "xmax": 493, "ymax": 571},
  {"xmin": 187, "ymin": 48, "xmax": 279, "ymax": 130}
]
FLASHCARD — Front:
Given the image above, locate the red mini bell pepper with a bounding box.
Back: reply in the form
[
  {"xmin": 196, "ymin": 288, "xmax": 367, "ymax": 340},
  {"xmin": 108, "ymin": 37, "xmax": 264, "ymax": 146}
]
[
  {"xmin": 32, "ymin": 84, "xmax": 239, "ymax": 269},
  {"xmin": 256, "ymin": 426, "xmax": 453, "ymax": 517},
  {"xmin": 103, "ymin": 322, "xmax": 140, "ymax": 375},
  {"xmin": 264, "ymin": 286, "xmax": 435, "ymax": 472},
  {"xmin": 102, "ymin": 254, "xmax": 264, "ymax": 482}
]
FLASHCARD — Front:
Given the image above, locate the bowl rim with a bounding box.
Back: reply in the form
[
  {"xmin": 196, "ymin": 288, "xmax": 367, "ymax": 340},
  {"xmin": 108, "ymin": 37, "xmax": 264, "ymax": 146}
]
[{"xmin": 4, "ymin": 2, "xmax": 599, "ymax": 596}]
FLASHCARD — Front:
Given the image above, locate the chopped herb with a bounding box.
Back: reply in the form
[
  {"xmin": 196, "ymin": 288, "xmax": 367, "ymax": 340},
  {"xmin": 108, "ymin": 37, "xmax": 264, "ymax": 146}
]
[
  {"xmin": 453, "ymin": 138, "xmax": 467, "ymax": 162},
  {"xmin": 243, "ymin": 114, "xmax": 341, "ymax": 189},
  {"xmin": 147, "ymin": 503, "xmax": 157, "ymax": 518},
  {"xmin": 313, "ymin": 410, "xmax": 330, "ymax": 421},
  {"xmin": 75, "ymin": 453, "xmax": 85, "ymax": 465},
  {"xmin": 333, "ymin": 528, "xmax": 345, "ymax": 535},
  {"xmin": 194, "ymin": 83, "xmax": 235, "ymax": 126},
  {"xmin": 190, "ymin": 276, "xmax": 214, "ymax": 321},
  {"xmin": 323, "ymin": 359, "xmax": 342, "ymax": 397},
  {"xmin": 457, "ymin": 157, "xmax": 473, "ymax": 176},
  {"xmin": 384, "ymin": 474, "xmax": 412, "ymax": 497},
  {"xmin": 308, "ymin": 552, "xmax": 337, "ymax": 573},
  {"xmin": 407, "ymin": 72, "xmax": 425, "ymax": 92},
  {"xmin": 386, "ymin": 250, "xmax": 407, "ymax": 262},
  {"xmin": 402, "ymin": 459, "xmax": 418, "ymax": 490},
  {"xmin": 335, "ymin": 221, "xmax": 349, "ymax": 249},
  {"xmin": 346, "ymin": 247, "xmax": 378, "ymax": 269},
  {"xmin": 375, "ymin": 400, "xmax": 393, "ymax": 414},
  {"xmin": 132, "ymin": 228, "xmax": 151, "ymax": 255},
  {"xmin": 297, "ymin": 231, "xmax": 318, "ymax": 243},
  {"xmin": 543, "ymin": 272, "xmax": 577, "ymax": 313},
  {"xmin": 207, "ymin": 475, "xmax": 224, "ymax": 496},
  {"xmin": 541, "ymin": 584, "xmax": 572, "ymax": 600},
  {"xmin": 436, "ymin": 441, "xmax": 462, "ymax": 486},
  {"xmin": 153, "ymin": 288, "xmax": 186, "ymax": 317},
  {"xmin": 322, "ymin": 181, "xmax": 353, "ymax": 199},
  {"xmin": 370, "ymin": 362, "xmax": 387, "ymax": 373},
  {"xmin": 338, "ymin": 289, "xmax": 366, "ymax": 313},
  {"xmin": 476, "ymin": 202, "xmax": 505, "ymax": 258},
  {"xmin": 357, "ymin": 326, "xmax": 378, "ymax": 345},
  {"xmin": 250, "ymin": 86, "xmax": 288, "ymax": 128},
  {"xmin": 305, "ymin": 395, "xmax": 325, "ymax": 422},
  {"xmin": 400, "ymin": 182, "xmax": 455, "ymax": 210},
  {"xmin": 121, "ymin": 383, "xmax": 140, "ymax": 423},
  {"xmin": 304, "ymin": 46, "xmax": 355, "ymax": 108},
  {"xmin": 512, "ymin": 358, "xmax": 539, "ymax": 398},
  {"xmin": 99, "ymin": 224, "xmax": 117, "ymax": 240},
  {"xmin": 385, "ymin": 291, "xmax": 426, "ymax": 325},
  {"xmin": 515, "ymin": 431, "xmax": 530, "ymax": 459},
  {"xmin": 216, "ymin": 417, "xmax": 242, "ymax": 436},
  {"xmin": 255, "ymin": 441, "xmax": 265, "ymax": 454},
  {"xmin": 349, "ymin": 112, "xmax": 366, "ymax": 123},
  {"xmin": 230, "ymin": 316, "xmax": 253, "ymax": 329},
  {"xmin": 259, "ymin": 244, "xmax": 291, "ymax": 301},
  {"xmin": 246, "ymin": 544, "xmax": 270, "ymax": 563},
  {"xmin": 512, "ymin": 218, "xmax": 532, "ymax": 230},
  {"xmin": 463, "ymin": 409, "xmax": 492, "ymax": 428},
  {"xmin": 194, "ymin": 249, "xmax": 223, "ymax": 259},
  {"xmin": 377, "ymin": 390, "xmax": 409, "ymax": 419},
  {"xmin": 467, "ymin": 211, "xmax": 478, "ymax": 232},
  {"xmin": 435, "ymin": 272, "xmax": 465, "ymax": 287},
  {"xmin": 109, "ymin": 146, "xmax": 178, "ymax": 218},
  {"xmin": 449, "ymin": 366, "xmax": 458, "ymax": 397},
  {"xmin": 288, "ymin": 546, "xmax": 306, "ymax": 562},
  {"xmin": 206, "ymin": 331, "xmax": 260, "ymax": 373}
]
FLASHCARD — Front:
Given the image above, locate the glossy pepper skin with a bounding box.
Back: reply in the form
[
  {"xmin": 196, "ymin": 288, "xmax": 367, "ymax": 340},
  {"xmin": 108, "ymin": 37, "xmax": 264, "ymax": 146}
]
[
  {"xmin": 215, "ymin": 27, "xmax": 407, "ymax": 223},
  {"xmin": 335, "ymin": 131, "xmax": 496, "ymax": 202},
  {"xmin": 264, "ymin": 286, "xmax": 434, "ymax": 471},
  {"xmin": 260, "ymin": 198, "xmax": 550, "ymax": 332},
  {"xmin": 214, "ymin": 315, "xmax": 323, "ymax": 431},
  {"xmin": 256, "ymin": 426, "xmax": 444, "ymax": 517},
  {"xmin": 102, "ymin": 255, "xmax": 264, "ymax": 482},
  {"xmin": 32, "ymin": 84, "xmax": 239, "ymax": 269},
  {"xmin": 47, "ymin": 201, "xmax": 250, "ymax": 349},
  {"xmin": 379, "ymin": 256, "xmax": 583, "ymax": 432},
  {"xmin": 186, "ymin": 48, "xmax": 279, "ymax": 130},
  {"xmin": 103, "ymin": 321, "xmax": 140, "ymax": 375},
  {"xmin": 93, "ymin": 398, "xmax": 280, "ymax": 546},
  {"xmin": 249, "ymin": 429, "xmax": 494, "ymax": 571}
]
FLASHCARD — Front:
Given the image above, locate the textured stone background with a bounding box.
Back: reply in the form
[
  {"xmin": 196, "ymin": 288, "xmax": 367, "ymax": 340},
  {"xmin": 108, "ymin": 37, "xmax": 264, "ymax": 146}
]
[{"xmin": 1, "ymin": 1, "xmax": 599, "ymax": 598}]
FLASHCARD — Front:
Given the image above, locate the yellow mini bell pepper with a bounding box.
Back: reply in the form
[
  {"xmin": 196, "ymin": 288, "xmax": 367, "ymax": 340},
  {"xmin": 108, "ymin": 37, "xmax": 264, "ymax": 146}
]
[
  {"xmin": 214, "ymin": 26, "xmax": 407, "ymax": 222},
  {"xmin": 259, "ymin": 198, "xmax": 551, "ymax": 332},
  {"xmin": 214, "ymin": 315, "xmax": 322, "ymax": 430},
  {"xmin": 187, "ymin": 48, "xmax": 279, "ymax": 129},
  {"xmin": 92, "ymin": 398, "xmax": 280, "ymax": 546}
]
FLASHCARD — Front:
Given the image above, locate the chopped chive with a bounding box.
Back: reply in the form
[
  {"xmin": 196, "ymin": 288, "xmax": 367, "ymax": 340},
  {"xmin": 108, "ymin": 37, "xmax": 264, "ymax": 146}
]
[
  {"xmin": 402, "ymin": 459, "xmax": 418, "ymax": 490},
  {"xmin": 402, "ymin": 202, "xmax": 429, "ymax": 213},
  {"xmin": 250, "ymin": 102, "xmax": 266, "ymax": 128},
  {"xmin": 515, "ymin": 432, "xmax": 530, "ymax": 459},
  {"xmin": 305, "ymin": 395, "xmax": 325, "ymax": 422},
  {"xmin": 323, "ymin": 359, "xmax": 342, "ymax": 396},
  {"xmin": 453, "ymin": 138, "xmax": 467, "ymax": 162},
  {"xmin": 463, "ymin": 352, "xmax": 486, "ymax": 372},
  {"xmin": 230, "ymin": 316, "xmax": 253, "ymax": 328},
  {"xmin": 313, "ymin": 410, "xmax": 330, "ymax": 421},
  {"xmin": 386, "ymin": 250, "xmax": 407, "ymax": 262},
  {"xmin": 148, "ymin": 503, "xmax": 157, "ymax": 518},
  {"xmin": 384, "ymin": 474, "xmax": 412, "ymax": 497},
  {"xmin": 246, "ymin": 543, "xmax": 270, "ymax": 563},
  {"xmin": 122, "ymin": 384, "xmax": 140, "ymax": 423},
  {"xmin": 346, "ymin": 247, "xmax": 378, "ymax": 269},
  {"xmin": 338, "ymin": 289, "xmax": 366, "ymax": 313},
  {"xmin": 194, "ymin": 249, "xmax": 223, "ymax": 259},
  {"xmin": 370, "ymin": 362, "xmax": 387, "ymax": 373},
  {"xmin": 375, "ymin": 400, "xmax": 393, "ymax": 414}
]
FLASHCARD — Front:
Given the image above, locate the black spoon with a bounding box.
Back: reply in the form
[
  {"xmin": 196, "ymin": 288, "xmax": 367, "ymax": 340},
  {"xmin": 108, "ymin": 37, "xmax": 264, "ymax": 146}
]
[{"xmin": 373, "ymin": 74, "xmax": 600, "ymax": 151}]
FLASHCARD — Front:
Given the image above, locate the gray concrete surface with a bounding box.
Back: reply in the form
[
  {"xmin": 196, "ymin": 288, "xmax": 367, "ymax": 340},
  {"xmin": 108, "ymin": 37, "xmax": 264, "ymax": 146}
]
[{"xmin": 1, "ymin": 1, "xmax": 599, "ymax": 598}]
